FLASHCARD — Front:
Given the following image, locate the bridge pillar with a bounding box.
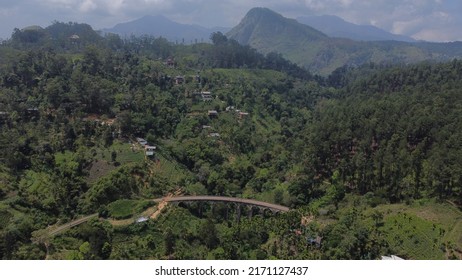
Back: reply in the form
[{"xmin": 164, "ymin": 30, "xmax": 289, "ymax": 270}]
[
  {"xmin": 248, "ymin": 206, "xmax": 253, "ymax": 219},
  {"xmin": 236, "ymin": 204, "xmax": 241, "ymax": 223}
]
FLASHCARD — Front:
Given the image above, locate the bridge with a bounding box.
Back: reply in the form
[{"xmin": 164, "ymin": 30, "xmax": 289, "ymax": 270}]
[
  {"xmin": 32, "ymin": 196, "xmax": 290, "ymax": 242},
  {"xmin": 153, "ymin": 195, "xmax": 290, "ymax": 212}
]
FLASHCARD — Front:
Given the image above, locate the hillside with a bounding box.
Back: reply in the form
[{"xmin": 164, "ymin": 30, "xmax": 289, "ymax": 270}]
[
  {"xmin": 1, "ymin": 21, "xmax": 462, "ymax": 260},
  {"xmin": 9, "ymin": 21, "xmax": 103, "ymax": 51},
  {"xmin": 227, "ymin": 7, "xmax": 327, "ymax": 50},
  {"xmin": 228, "ymin": 8, "xmax": 462, "ymax": 75}
]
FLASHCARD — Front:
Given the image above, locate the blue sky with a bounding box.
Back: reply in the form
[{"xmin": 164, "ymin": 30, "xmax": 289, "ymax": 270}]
[{"xmin": 1, "ymin": 0, "xmax": 461, "ymax": 42}]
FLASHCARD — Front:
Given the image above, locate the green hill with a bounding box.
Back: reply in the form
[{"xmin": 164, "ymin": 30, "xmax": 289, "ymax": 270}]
[
  {"xmin": 10, "ymin": 21, "xmax": 103, "ymax": 50},
  {"xmin": 227, "ymin": 7, "xmax": 327, "ymax": 51},
  {"xmin": 1, "ymin": 18, "xmax": 462, "ymax": 260},
  {"xmin": 228, "ymin": 8, "xmax": 462, "ymax": 75}
]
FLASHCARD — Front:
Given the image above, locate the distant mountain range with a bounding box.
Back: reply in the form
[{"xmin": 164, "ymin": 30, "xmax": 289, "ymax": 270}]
[
  {"xmin": 102, "ymin": 12, "xmax": 418, "ymax": 45},
  {"xmin": 227, "ymin": 8, "xmax": 462, "ymax": 74},
  {"xmin": 296, "ymin": 15, "xmax": 416, "ymax": 42},
  {"xmin": 103, "ymin": 15, "xmax": 229, "ymax": 43},
  {"xmin": 13, "ymin": 8, "xmax": 462, "ymax": 75}
]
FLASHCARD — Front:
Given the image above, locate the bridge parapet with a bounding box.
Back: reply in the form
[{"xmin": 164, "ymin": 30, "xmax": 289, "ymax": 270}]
[{"xmin": 157, "ymin": 195, "xmax": 290, "ymax": 212}]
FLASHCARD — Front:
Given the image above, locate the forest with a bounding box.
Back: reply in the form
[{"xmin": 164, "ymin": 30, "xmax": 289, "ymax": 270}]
[{"xmin": 0, "ymin": 22, "xmax": 461, "ymax": 260}]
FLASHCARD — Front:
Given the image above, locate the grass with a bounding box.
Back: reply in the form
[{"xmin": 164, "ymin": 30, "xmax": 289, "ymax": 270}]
[
  {"xmin": 327, "ymin": 195, "xmax": 462, "ymax": 259},
  {"xmin": 383, "ymin": 212, "xmax": 446, "ymax": 259},
  {"xmin": 98, "ymin": 140, "xmax": 145, "ymax": 164},
  {"xmin": 86, "ymin": 140, "xmax": 145, "ymax": 183},
  {"xmin": 153, "ymin": 144, "xmax": 197, "ymax": 189},
  {"xmin": 364, "ymin": 199, "xmax": 462, "ymax": 259},
  {"xmin": 107, "ymin": 199, "xmax": 153, "ymax": 220}
]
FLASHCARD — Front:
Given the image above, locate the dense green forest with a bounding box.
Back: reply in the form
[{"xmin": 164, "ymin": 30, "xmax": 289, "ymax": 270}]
[{"xmin": 0, "ymin": 22, "xmax": 461, "ymax": 260}]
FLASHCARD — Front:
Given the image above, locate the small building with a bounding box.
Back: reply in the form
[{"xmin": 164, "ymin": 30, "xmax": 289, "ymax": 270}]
[
  {"xmin": 238, "ymin": 112, "xmax": 249, "ymax": 119},
  {"xmin": 145, "ymin": 145, "xmax": 156, "ymax": 156},
  {"xmin": 381, "ymin": 255, "xmax": 404, "ymax": 260},
  {"xmin": 25, "ymin": 108, "xmax": 40, "ymax": 120},
  {"xmin": 226, "ymin": 106, "xmax": 235, "ymax": 112},
  {"xmin": 307, "ymin": 236, "xmax": 322, "ymax": 248},
  {"xmin": 136, "ymin": 137, "xmax": 148, "ymax": 146},
  {"xmin": 202, "ymin": 125, "xmax": 212, "ymax": 130},
  {"xmin": 165, "ymin": 58, "xmax": 175, "ymax": 68},
  {"xmin": 175, "ymin": 76, "xmax": 185, "ymax": 85},
  {"xmin": 208, "ymin": 110, "xmax": 218, "ymax": 118},
  {"xmin": 201, "ymin": 92, "xmax": 213, "ymax": 102},
  {"xmin": 69, "ymin": 34, "xmax": 80, "ymax": 40},
  {"xmin": 209, "ymin": 133, "xmax": 220, "ymax": 138},
  {"xmin": 135, "ymin": 217, "xmax": 149, "ymax": 223}
]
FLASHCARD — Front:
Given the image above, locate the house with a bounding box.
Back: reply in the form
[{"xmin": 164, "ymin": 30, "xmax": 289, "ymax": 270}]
[
  {"xmin": 135, "ymin": 217, "xmax": 149, "ymax": 223},
  {"xmin": 136, "ymin": 137, "xmax": 148, "ymax": 146},
  {"xmin": 145, "ymin": 145, "xmax": 156, "ymax": 156},
  {"xmin": 25, "ymin": 108, "xmax": 39, "ymax": 120},
  {"xmin": 307, "ymin": 236, "xmax": 322, "ymax": 248},
  {"xmin": 202, "ymin": 125, "xmax": 212, "ymax": 129},
  {"xmin": 381, "ymin": 255, "xmax": 404, "ymax": 260},
  {"xmin": 209, "ymin": 133, "xmax": 220, "ymax": 138},
  {"xmin": 208, "ymin": 110, "xmax": 218, "ymax": 118},
  {"xmin": 175, "ymin": 76, "xmax": 185, "ymax": 85},
  {"xmin": 165, "ymin": 58, "xmax": 175, "ymax": 68},
  {"xmin": 201, "ymin": 92, "xmax": 213, "ymax": 102},
  {"xmin": 238, "ymin": 112, "xmax": 249, "ymax": 119},
  {"xmin": 69, "ymin": 34, "xmax": 80, "ymax": 40}
]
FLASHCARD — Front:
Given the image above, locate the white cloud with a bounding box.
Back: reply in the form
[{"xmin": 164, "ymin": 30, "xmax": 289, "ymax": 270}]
[
  {"xmin": 0, "ymin": 0, "xmax": 461, "ymax": 41},
  {"xmin": 79, "ymin": 0, "xmax": 97, "ymax": 12}
]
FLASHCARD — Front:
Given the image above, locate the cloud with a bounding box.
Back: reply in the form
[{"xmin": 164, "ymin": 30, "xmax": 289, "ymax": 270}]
[
  {"xmin": 0, "ymin": 0, "xmax": 461, "ymax": 41},
  {"xmin": 298, "ymin": 0, "xmax": 462, "ymax": 41}
]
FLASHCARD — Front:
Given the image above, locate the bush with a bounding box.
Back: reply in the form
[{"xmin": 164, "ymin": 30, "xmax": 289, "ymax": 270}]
[{"xmin": 107, "ymin": 199, "xmax": 153, "ymax": 220}]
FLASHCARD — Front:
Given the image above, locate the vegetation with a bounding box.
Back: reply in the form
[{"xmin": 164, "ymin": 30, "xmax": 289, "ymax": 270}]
[
  {"xmin": 107, "ymin": 199, "xmax": 153, "ymax": 220},
  {"xmin": 227, "ymin": 7, "xmax": 462, "ymax": 75},
  {"xmin": 0, "ymin": 21, "xmax": 461, "ymax": 260}
]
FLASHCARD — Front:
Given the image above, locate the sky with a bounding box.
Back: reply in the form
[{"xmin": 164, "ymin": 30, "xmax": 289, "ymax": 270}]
[{"xmin": 1, "ymin": 0, "xmax": 462, "ymax": 42}]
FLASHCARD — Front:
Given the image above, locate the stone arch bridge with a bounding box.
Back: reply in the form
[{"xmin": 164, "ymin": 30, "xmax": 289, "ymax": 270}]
[{"xmin": 154, "ymin": 195, "xmax": 290, "ymax": 213}]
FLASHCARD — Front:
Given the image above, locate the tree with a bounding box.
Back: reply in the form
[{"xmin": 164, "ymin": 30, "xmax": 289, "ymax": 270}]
[
  {"xmin": 111, "ymin": 150, "xmax": 117, "ymax": 163},
  {"xmin": 164, "ymin": 228, "xmax": 175, "ymax": 256},
  {"xmin": 199, "ymin": 219, "xmax": 219, "ymax": 249},
  {"xmin": 210, "ymin": 32, "xmax": 228, "ymax": 45}
]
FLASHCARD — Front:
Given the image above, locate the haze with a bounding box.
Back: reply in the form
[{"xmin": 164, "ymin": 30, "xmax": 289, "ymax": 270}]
[{"xmin": 1, "ymin": 0, "xmax": 461, "ymax": 42}]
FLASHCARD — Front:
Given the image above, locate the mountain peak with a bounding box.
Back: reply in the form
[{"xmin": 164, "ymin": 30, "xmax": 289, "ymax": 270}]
[
  {"xmin": 104, "ymin": 15, "xmax": 229, "ymax": 43},
  {"xmin": 227, "ymin": 7, "xmax": 326, "ymax": 48},
  {"xmin": 245, "ymin": 7, "xmax": 284, "ymax": 19}
]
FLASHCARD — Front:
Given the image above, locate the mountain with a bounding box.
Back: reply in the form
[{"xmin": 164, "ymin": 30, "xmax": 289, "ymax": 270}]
[
  {"xmin": 10, "ymin": 21, "xmax": 103, "ymax": 49},
  {"xmin": 297, "ymin": 15, "xmax": 416, "ymax": 42},
  {"xmin": 227, "ymin": 7, "xmax": 327, "ymax": 52},
  {"xmin": 228, "ymin": 8, "xmax": 462, "ymax": 75},
  {"xmin": 103, "ymin": 15, "xmax": 230, "ymax": 43}
]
